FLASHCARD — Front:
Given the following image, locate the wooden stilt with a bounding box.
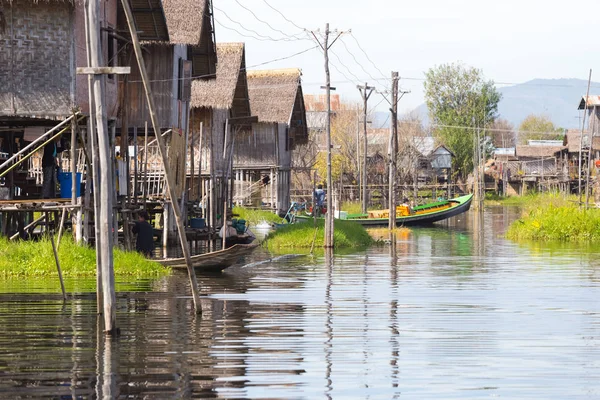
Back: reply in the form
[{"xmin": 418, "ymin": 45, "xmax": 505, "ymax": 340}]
[
  {"xmin": 122, "ymin": 0, "xmax": 202, "ymax": 314},
  {"xmin": 56, "ymin": 207, "xmax": 67, "ymax": 248},
  {"xmin": 84, "ymin": 0, "xmax": 116, "ymax": 332},
  {"xmin": 46, "ymin": 212, "xmax": 67, "ymax": 301}
]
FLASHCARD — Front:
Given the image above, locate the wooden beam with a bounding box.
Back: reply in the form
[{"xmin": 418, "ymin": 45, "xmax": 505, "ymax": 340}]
[
  {"xmin": 121, "ymin": 0, "xmax": 202, "ymax": 314},
  {"xmin": 76, "ymin": 67, "xmax": 131, "ymax": 75}
]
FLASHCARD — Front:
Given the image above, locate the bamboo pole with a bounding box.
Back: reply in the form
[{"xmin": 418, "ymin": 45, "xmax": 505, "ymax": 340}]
[
  {"xmin": 197, "ymin": 122, "xmax": 203, "ymax": 201},
  {"xmin": 47, "ymin": 212, "xmax": 67, "ymax": 302},
  {"xmin": 85, "ymin": 0, "xmax": 116, "ymax": 332},
  {"xmin": 121, "ymin": 0, "xmax": 202, "ymax": 313},
  {"xmin": 56, "ymin": 207, "xmax": 67, "ymax": 248},
  {"xmin": 579, "ymin": 70, "xmax": 592, "ymax": 203},
  {"xmin": 142, "ymin": 122, "xmax": 148, "ymax": 207},
  {"xmin": 9, "ymin": 214, "xmax": 45, "ymax": 241}
]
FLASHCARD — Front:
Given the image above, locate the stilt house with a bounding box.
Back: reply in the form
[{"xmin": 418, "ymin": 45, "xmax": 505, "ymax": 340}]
[
  {"xmin": 189, "ymin": 42, "xmax": 253, "ymax": 227},
  {"xmin": 233, "ymin": 69, "xmax": 308, "ymax": 215},
  {"xmin": 0, "ymin": 0, "xmax": 121, "ymax": 200},
  {"xmin": 117, "ymin": 0, "xmax": 217, "ymax": 200}
]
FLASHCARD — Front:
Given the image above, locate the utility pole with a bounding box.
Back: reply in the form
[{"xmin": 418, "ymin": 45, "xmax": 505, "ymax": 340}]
[
  {"xmin": 358, "ymin": 83, "xmax": 375, "ymax": 214},
  {"xmin": 388, "ymin": 72, "xmax": 399, "ymax": 230},
  {"xmin": 311, "ymin": 23, "xmax": 344, "ymax": 248}
]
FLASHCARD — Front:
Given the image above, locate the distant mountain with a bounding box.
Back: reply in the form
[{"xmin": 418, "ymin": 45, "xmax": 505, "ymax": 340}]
[{"xmin": 383, "ymin": 78, "xmax": 598, "ymax": 130}]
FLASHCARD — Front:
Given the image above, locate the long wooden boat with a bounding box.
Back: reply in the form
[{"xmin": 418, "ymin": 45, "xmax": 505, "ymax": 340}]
[
  {"xmin": 156, "ymin": 243, "xmax": 260, "ymax": 272},
  {"xmin": 297, "ymin": 194, "xmax": 473, "ymax": 227}
]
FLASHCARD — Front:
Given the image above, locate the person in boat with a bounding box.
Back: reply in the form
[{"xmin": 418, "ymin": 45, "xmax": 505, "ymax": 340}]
[
  {"xmin": 132, "ymin": 211, "xmax": 154, "ymax": 258},
  {"xmin": 314, "ymin": 184, "xmax": 326, "ymax": 217}
]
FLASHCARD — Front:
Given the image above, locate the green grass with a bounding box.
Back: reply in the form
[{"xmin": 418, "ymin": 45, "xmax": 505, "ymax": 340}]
[
  {"xmin": 484, "ymin": 192, "xmax": 564, "ymax": 206},
  {"xmin": 340, "ymin": 201, "xmax": 363, "ymax": 215},
  {"xmin": 505, "ymin": 193, "xmax": 600, "ymax": 242},
  {"xmin": 0, "ymin": 236, "xmax": 169, "ymax": 279},
  {"xmin": 232, "ymin": 206, "xmax": 285, "ymax": 225},
  {"xmin": 265, "ymin": 219, "xmax": 374, "ymax": 250}
]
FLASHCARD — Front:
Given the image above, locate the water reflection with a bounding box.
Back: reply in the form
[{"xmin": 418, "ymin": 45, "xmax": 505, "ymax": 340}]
[{"xmin": 0, "ymin": 208, "xmax": 600, "ymax": 398}]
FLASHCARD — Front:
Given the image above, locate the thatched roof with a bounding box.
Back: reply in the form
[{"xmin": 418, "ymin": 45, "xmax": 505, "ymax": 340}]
[
  {"xmin": 247, "ymin": 69, "xmax": 302, "ymax": 124},
  {"xmin": 190, "ymin": 43, "xmax": 249, "ymax": 113},
  {"xmin": 516, "ymin": 145, "xmax": 566, "ymax": 158},
  {"xmin": 127, "ymin": 0, "xmax": 210, "ymax": 45},
  {"xmin": 161, "ymin": 0, "xmax": 207, "ymax": 45},
  {"xmin": 564, "ymin": 129, "xmax": 600, "ymax": 152}
]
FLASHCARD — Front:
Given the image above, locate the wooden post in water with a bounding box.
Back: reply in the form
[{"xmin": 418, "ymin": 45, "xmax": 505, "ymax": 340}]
[
  {"xmin": 70, "ymin": 115, "xmax": 80, "ymax": 242},
  {"xmin": 83, "ymin": 0, "xmax": 117, "ymax": 332},
  {"xmin": 121, "ymin": 0, "xmax": 202, "ymax": 313},
  {"xmin": 388, "ymin": 72, "xmax": 399, "ymax": 231},
  {"xmin": 47, "ymin": 212, "xmax": 67, "ymax": 302}
]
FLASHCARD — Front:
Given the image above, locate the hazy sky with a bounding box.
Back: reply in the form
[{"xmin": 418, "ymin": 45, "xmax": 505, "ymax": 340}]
[{"xmin": 213, "ymin": 0, "xmax": 600, "ymax": 115}]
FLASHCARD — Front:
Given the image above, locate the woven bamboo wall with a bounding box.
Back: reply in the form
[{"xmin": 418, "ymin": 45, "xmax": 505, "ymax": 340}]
[{"xmin": 0, "ymin": 3, "xmax": 74, "ymax": 118}]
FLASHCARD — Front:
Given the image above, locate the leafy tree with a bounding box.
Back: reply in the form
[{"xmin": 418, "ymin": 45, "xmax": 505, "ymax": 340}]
[
  {"xmin": 518, "ymin": 115, "xmax": 563, "ymax": 144},
  {"xmin": 424, "ymin": 63, "xmax": 501, "ymax": 178},
  {"xmin": 488, "ymin": 118, "xmax": 516, "ymax": 148}
]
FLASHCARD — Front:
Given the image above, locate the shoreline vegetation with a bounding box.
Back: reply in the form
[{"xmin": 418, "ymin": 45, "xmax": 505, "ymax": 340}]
[
  {"xmin": 265, "ymin": 219, "xmax": 375, "ymax": 250},
  {"xmin": 232, "ymin": 206, "xmax": 285, "ymax": 225},
  {"xmin": 0, "ymin": 236, "xmax": 168, "ymax": 279},
  {"xmin": 504, "ymin": 192, "xmax": 600, "ymax": 242}
]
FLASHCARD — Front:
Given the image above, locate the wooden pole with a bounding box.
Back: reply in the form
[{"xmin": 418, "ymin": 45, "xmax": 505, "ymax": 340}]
[
  {"xmin": 142, "ymin": 122, "xmax": 148, "ymax": 207},
  {"xmin": 121, "ymin": 0, "xmax": 202, "ymax": 313},
  {"xmin": 133, "ymin": 126, "xmax": 138, "ymax": 203},
  {"xmin": 323, "ymin": 23, "xmax": 334, "ymax": 248},
  {"xmin": 579, "ymin": 69, "xmax": 592, "ymax": 204},
  {"xmin": 586, "ymin": 105, "xmax": 596, "ymax": 209},
  {"xmin": 197, "ymin": 121, "xmax": 203, "ymax": 201},
  {"xmin": 190, "ymin": 117, "xmax": 195, "ymax": 200},
  {"xmin": 388, "ymin": 72, "xmax": 399, "ymax": 230},
  {"xmin": 85, "ymin": 0, "xmax": 116, "ymax": 332},
  {"xmin": 56, "ymin": 207, "xmax": 67, "ymax": 248},
  {"xmin": 47, "ymin": 212, "xmax": 67, "ymax": 302},
  {"xmin": 358, "ymin": 83, "xmax": 375, "ymax": 214}
]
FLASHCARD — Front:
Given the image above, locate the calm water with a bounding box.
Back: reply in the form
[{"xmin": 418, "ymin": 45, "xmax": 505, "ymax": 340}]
[{"xmin": 2, "ymin": 207, "xmax": 600, "ymax": 398}]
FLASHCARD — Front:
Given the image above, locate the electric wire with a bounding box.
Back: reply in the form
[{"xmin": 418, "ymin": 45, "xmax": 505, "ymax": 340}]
[
  {"xmin": 260, "ymin": 0, "xmax": 307, "ymax": 32},
  {"xmin": 213, "ymin": 12, "xmax": 301, "ymax": 42},
  {"xmin": 128, "ymin": 46, "xmax": 318, "ymax": 84},
  {"xmin": 232, "ymin": 0, "xmax": 307, "ymax": 40}
]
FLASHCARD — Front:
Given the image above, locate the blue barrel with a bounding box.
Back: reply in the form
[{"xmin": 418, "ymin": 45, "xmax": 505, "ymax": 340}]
[
  {"xmin": 190, "ymin": 218, "xmax": 206, "ymax": 229},
  {"xmin": 58, "ymin": 172, "xmax": 82, "ymax": 198}
]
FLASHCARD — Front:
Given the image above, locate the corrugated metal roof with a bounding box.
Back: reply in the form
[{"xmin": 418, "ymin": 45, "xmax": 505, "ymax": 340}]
[
  {"xmin": 494, "ymin": 147, "xmax": 516, "ymax": 156},
  {"xmin": 578, "ymin": 95, "xmax": 600, "ymax": 110},
  {"xmin": 527, "ymin": 140, "xmax": 564, "ymax": 146}
]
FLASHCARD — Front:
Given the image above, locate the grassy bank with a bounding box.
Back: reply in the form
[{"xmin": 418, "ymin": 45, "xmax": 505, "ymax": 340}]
[
  {"xmin": 265, "ymin": 219, "xmax": 374, "ymax": 250},
  {"xmin": 340, "ymin": 201, "xmax": 363, "ymax": 215},
  {"xmin": 232, "ymin": 206, "xmax": 285, "ymax": 225},
  {"xmin": 505, "ymin": 193, "xmax": 600, "ymax": 242},
  {"xmin": 0, "ymin": 236, "xmax": 169, "ymax": 278},
  {"xmin": 484, "ymin": 192, "xmax": 544, "ymax": 206}
]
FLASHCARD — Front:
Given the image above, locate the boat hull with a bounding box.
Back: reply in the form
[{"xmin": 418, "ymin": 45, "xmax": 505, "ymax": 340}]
[
  {"xmin": 296, "ymin": 194, "xmax": 473, "ymax": 227},
  {"xmin": 156, "ymin": 243, "xmax": 260, "ymax": 272}
]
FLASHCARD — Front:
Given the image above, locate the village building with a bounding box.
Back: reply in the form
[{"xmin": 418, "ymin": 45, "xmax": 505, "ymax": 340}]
[
  {"xmin": 232, "ymin": 69, "xmax": 308, "ymax": 215},
  {"xmin": 0, "ymin": 0, "xmax": 218, "ymax": 240},
  {"xmin": 189, "ymin": 42, "xmax": 253, "ymax": 228}
]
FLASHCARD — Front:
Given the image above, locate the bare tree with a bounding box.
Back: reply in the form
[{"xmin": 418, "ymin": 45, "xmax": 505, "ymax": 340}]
[{"xmin": 488, "ymin": 118, "xmax": 516, "ymax": 148}]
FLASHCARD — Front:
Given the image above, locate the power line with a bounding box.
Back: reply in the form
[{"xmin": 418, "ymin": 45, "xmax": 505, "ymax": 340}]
[
  {"xmin": 232, "ymin": 0, "xmax": 307, "ymax": 40},
  {"xmin": 339, "ymin": 36, "xmax": 381, "ymax": 83},
  {"xmin": 329, "ymin": 49, "xmax": 363, "ymax": 85},
  {"xmin": 213, "ymin": 10, "xmax": 302, "ymax": 42},
  {"xmin": 261, "ymin": 0, "xmax": 306, "ymax": 32},
  {"xmin": 349, "ymin": 32, "xmax": 387, "ymax": 80},
  {"xmin": 128, "ymin": 46, "xmax": 318, "ymax": 84}
]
